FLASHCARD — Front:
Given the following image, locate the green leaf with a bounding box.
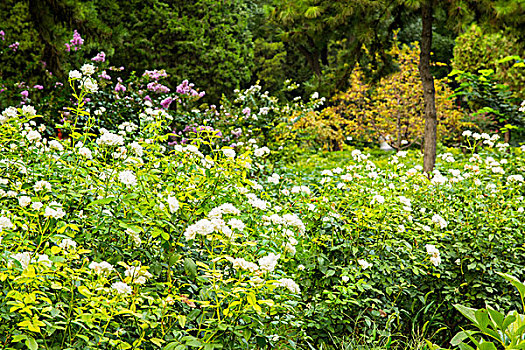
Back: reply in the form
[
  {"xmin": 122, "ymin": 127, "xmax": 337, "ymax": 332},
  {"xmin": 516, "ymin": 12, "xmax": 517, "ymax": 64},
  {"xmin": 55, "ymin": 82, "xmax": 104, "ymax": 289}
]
[
  {"xmin": 454, "ymin": 304, "xmax": 479, "ymax": 326},
  {"xmin": 184, "ymin": 258, "xmax": 197, "ymax": 279},
  {"xmin": 25, "ymin": 337, "xmax": 38, "ymax": 350}
]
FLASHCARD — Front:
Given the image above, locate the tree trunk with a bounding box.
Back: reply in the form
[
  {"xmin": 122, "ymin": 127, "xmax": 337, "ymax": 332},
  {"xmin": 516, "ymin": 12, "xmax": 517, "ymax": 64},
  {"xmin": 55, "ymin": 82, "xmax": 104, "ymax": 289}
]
[{"xmin": 419, "ymin": 0, "xmax": 437, "ymax": 174}]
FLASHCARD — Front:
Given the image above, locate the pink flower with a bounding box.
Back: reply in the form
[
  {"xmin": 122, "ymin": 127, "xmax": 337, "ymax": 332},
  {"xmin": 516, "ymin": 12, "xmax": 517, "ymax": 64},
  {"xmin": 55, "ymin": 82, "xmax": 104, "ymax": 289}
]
[
  {"xmin": 0, "ymin": 30, "xmax": 5, "ymax": 40},
  {"xmin": 9, "ymin": 42, "xmax": 19, "ymax": 52},
  {"xmin": 160, "ymin": 97, "xmax": 173, "ymax": 109},
  {"xmin": 91, "ymin": 51, "xmax": 106, "ymax": 62},
  {"xmin": 33, "ymin": 85, "xmax": 43, "ymax": 90},
  {"xmin": 115, "ymin": 82, "xmax": 126, "ymax": 93},
  {"xmin": 65, "ymin": 30, "xmax": 83, "ymax": 52},
  {"xmin": 98, "ymin": 70, "xmax": 111, "ymax": 80},
  {"xmin": 21, "ymin": 90, "xmax": 29, "ymax": 98}
]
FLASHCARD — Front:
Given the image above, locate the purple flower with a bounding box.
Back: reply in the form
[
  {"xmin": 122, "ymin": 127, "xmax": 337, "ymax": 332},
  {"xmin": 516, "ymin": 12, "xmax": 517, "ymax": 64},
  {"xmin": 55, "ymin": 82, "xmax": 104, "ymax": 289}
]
[
  {"xmin": 33, "ymin": 85, "xmax": 43, "ymax": 90},
  {"xmin": 147, "ymin": 82, "xmax": 170, "ymax": 93},
  {"xmin": 115, "ymin": 82, "xmax": 126, "ymax": 93},
  {"xmin": 9, "ymin": 42, "xmax": 19, "ymax": 52},
  {"xmin": 55, "ymin": 82, "xmax": 64, "ymax": 87},
  {"xmin": 144, "ymin": 95, "xmax": 152, "ymax": 102},
  {"xmin": 98, "ymin": 70, "xmax": 111, "ymax": 80},
  {"xmin": 65, "ymin": 30, "xmax": 83, "ymax": 52},
  {"xmin": 0, "ymin": 30, "xmax": 5, "ymax": 40},
  {"xmin": 91, "ymin": 51, "xmax": 106, "ymax": 62},
  {"xmin": 21, "ymin": 90, "xmax": 29, "ymax": 98},
  {"xmin": 143, "ymin": 69, "xmax": 167, "ymax": 80},
  {"xmin": 160, "ymin": 97, "xmax": 173, "ymax": 109}
]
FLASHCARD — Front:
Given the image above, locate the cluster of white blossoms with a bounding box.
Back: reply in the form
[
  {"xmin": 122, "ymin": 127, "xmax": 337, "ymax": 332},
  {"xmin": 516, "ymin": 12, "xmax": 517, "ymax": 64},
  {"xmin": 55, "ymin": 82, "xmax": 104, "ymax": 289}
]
[
  {"xmin": 290, "ymin": 185, "xmax": 311, "ymax": 195},
  {"xmin": 118, "ymin": 170, "xmax": 137, "ymax": 187},
  {"xmin": 96, "ymin": 129, "xmax": 125, "ymax": 147},
  {"xmin": 59, "ymin": 238, "xmax": 78, "ymax": 252},
  {"xmin": 88, "ymin": 260, "xmax": 114, "ymax": 274},
  {"xmin": 431, "ymin": 214, "xmax": 448, "ymax": 229},
  {"xmin": 44, "ymin": 202, "xmax": 66, "ymax": 219},
  {"xmin": 112, "ymin": 281, "xmax": 132, "ymax": 295},
  {"xmin": 425, "ymin": 244, "xmax": 441, "ymax": 267},
  {"xmin": 126, "ymin": 228, "xmax": 141, "ymax": 245},
  {"xmin": 258, "ymin": 253, "xmax": 280, "ymax": 272},
  {"xmin": 358, "ymin": 259, "xmax": 372, "ymax": 270},
  {"xmin": 277, "ymin": 278, "xmax": 301, "ymax": 294},
  {"xmin": 371, "ymin": 194, "xmax": 385, "ymax": 205},
  {"xmin": 267, "ymin": 173, "xmax": 280, "ymax": 184},
  {"xmin": 167, "ymin": 196, "xmax": 180, "ymax": 213},
  {"xmin": 125, "ymin": 264, "xmax": 153, "ymax": 285},
  {"xmin": 222, "ymin": 148, "xmax": 236, "ymax": 158},
  {"xmin": 246, "ymin": 193, "xmax": 269, "ymax": 210},
  {"xmin": 9, "ymin": 251, "xmax": 52, "ymax": 270},
  {"xmin": 254, "ymin": 146, "xmax": 270, "ymax": 157}
]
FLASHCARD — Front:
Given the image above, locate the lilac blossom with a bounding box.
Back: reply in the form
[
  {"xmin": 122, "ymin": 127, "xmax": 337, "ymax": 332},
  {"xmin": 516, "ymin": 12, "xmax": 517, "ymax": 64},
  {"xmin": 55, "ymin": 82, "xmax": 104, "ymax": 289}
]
[
  {"xmin": 147, "ymin": 82, "xmax": 170, "ymax": 94},
  {"xmin": 160, "ymin": 97, "xmax": 173, "ymax": 109},
  {"xmin": 115, "ymin": 82, "xmax": 126, "ymax": 93},
  {"xmin": 9, "ymin": 42, "xmax": 19, "ymax": 52},
  {"xmin": 91, "ymin": 51, "xmax": 106, "ymax": 62},
  {"xmin": 143, "ymin": 69, "xmax": 168, "ymax": 80},
  {"xmin": 98, "ymin": 70, "xmax": 111, "ymax": 80},
  {"xmin": 65, "ymin": 30, "xmax": 83, "ymax": 52}
]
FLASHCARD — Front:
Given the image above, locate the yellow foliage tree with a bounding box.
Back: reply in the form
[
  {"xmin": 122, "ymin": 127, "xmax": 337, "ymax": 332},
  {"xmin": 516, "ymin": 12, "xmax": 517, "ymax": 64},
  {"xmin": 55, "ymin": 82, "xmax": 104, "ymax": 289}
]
[{"xmin": 321, "ymin": 41, "xmax": 468, "ymax": 151}]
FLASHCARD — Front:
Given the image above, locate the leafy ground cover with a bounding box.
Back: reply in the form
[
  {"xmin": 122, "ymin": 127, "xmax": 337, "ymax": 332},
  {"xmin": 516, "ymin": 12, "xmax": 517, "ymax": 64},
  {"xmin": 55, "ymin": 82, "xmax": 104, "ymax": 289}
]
[{"xmin": 1, "ymin": 63, "xmax": 525, "ymax": 350}]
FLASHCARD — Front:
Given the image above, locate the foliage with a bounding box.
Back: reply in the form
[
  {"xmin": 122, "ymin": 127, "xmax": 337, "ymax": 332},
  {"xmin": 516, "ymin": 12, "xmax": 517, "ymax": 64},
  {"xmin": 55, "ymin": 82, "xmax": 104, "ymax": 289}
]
[
  {"xmin": 452, "ymin": 24, "xmax": 525, "ymax": 99},
  {"xmin": 323, "ymin": 41, "xmax": 468, "ymax": 151},
  {"xmin": 447, "ymin": 273, "xmax": 525, "ymax": 350},
  {"xmin": 450, "ymin": 68, "xmax": 525, "ymax": 141}
]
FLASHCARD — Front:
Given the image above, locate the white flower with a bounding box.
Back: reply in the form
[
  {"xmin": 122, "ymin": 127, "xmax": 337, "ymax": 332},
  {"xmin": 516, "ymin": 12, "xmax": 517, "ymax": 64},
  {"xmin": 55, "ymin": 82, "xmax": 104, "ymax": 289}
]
[
  {"xmin": 167, "ymin": 196, "xmax": 179, "ymax": 213},
  {"xmin": 268, "ymin": 173, "xmax": 280, "ymax": 184},
  {"xmin": 130, "ymin": 142, "xmax": 143, "ymax": 156},
  {"xmin": 21, "ymin": 105, "xmax": 37, "ymax": 116},
  {"xmin": 112, "ymin": 281, "xmax": 132, "ymax": 294},
  {"xmin": 78, "ymin": 147, "xmax": 93, "ymax": 159},
  {"xmin": 44, "ymin": 202, "xmax": 66, "ymax": 219},
  {"xmin": 258, "ymin": 253, "xmax": 280, "ymax": 272},
  {"xmin": 184, "ymin": 219, "xmax": 215, "ymax": 240},
  {"xmin": 228, "ymin": 218, "xmax": 245, "ymax": 231},
  {"xmin": 341, "ymin": 275, "xmax": 350, "ymax": 283},
  {"xmin": 48, "ymin": 140, "xmax": 64, "ymax": 151},
  {"xmin": 508, "ymin": 175, "xmax": 524, "ymax": 182},
  {"xmin": 126, "ymin": 228, "xmax": 141, "ymax": 245},
  {"xmin": 89, "ymin": 261, "xmax": 114, "ymax": 274},
  {"xmin": 18, "ymin": 196, "xmax": 31, "ymax": 207},
  {"xmin": 462, "ymin": 130, "xmax": 472, "ymax": 137},
  {"xmin": 229, "ymin": 257, "xmax": 259, "ymax": 272},
  {"xmin": 96, "ymin": 131, "xmax": 124, "ymax": 146},
  {"xmin": 69, "ymin": 70, "xmax": 82, "ymax": 79},
  {"xmin": 81, "ymin": 64, "xmax": 95, "ymax": 76},
  {"xmin": 32, "ymin": 202, "xmax": 43, "ymax": 210},
  {"xmin": 11, "ymin": 252, "xmax": 31, "ymax": 270},
  {"xmin": 26, "ymin": 130, "xmax": 42, "ymax": 142},
  {"xmin": 254, "ymin": 146, "xmax": 270, "ymax": 157},
  {"xmin": 222, "ymin": 148, "xmax": 236, "ymax": 158},
  {"xmin": 0, "ymin": 216, "xmax": 14, "ymax": 231},
  {"xmin": 125, "ymin": 265, "xmax": 152, "ymax": 284},
  {"xmin": 118, "ymin": 170, "xmax": 137, "ymax": 187},
  {"xmin": 371, "ymin": 195, "xmax": 385, "ymax": 205},
  {"xmin": 432, "ymin": 214, "xmax": 448, "ymax": 229},
  {"xmin": 277, "ymin": 278, "xmax": 300, "ymax": 294},
  {"xmin": 81, "ymin": 77, "xmax": 98, "ymax": 93},
  {"xmin": 59, "ymin": 238, "xmax": 77, "ymax": 251},
  {"xmin": 358, "ymin": 259, "xmax": 372, "ymax": 269},
  {"xmin": 425, "ymin": 244, "xmax": 441, "ymax": 267}
]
